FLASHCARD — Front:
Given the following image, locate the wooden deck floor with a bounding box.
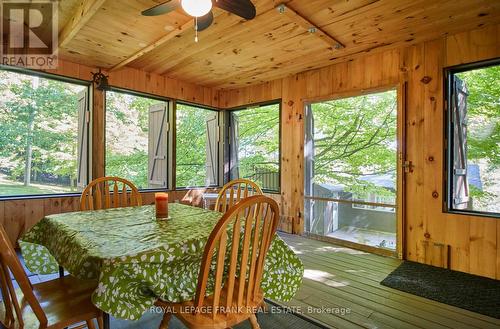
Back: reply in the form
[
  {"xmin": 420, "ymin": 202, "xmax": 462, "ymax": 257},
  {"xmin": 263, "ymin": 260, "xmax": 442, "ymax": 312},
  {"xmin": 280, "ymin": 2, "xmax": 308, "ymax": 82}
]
[{"xmin": 278, "ymin": 233, "xmax": 500, "ymax": 329}]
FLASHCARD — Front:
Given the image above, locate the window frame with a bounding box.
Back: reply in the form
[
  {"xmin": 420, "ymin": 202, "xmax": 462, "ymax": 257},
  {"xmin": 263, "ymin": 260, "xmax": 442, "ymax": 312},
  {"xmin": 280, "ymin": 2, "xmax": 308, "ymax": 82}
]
[
  {"xmin": 174, "ymin": 100, "xmax": 221, "ymax": 190},
  {"xmin": 444, "ymin": 58, "xmax": 500, "ymax": 219},
  {"xmin": 226, "ymin": 100, "xmax": 282, "ymax": 194},
  {"xmin": 0, "ymin": 65, "xmax": 92, "ymax": 200},
  {"xmin": 104, "ymin": 86, "xmax": 172, "ymax": 192}
]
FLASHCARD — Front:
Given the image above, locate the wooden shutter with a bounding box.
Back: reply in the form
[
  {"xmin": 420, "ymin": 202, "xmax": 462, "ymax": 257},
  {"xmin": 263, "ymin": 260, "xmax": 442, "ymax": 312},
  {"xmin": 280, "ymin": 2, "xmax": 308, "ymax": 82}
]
[
  {"xmin": 451, "ymin": 77, "xmax": 469, "ymax": 209},
  {"xmin": 229, "ymin": 113, "xmax": 240, "ymax": 179},
  {"xmin": 205, "ymin": 111, "xmax": 218, "ymax": 186},
  {"xmin": 148, "ymin": 103, "xmax": 168, "ymax": 188},
  {"xmin": 76, "ymin": 89, "xmax": 89, "ymax": 191}
]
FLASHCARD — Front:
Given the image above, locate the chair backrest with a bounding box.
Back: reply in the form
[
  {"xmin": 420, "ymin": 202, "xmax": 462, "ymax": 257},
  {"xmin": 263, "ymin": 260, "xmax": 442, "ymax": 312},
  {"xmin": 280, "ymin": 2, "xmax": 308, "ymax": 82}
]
[
  {"xmin": 80, "ymin": 176, "xmax": 142, "ymax": 211},
  {"xmin": 195, "ymin": 195, "xmax": 279, "ymax": 318},
  {"xmin": 214, "ymin": 179, "xmax": 263, "ymax": 213},
  {"xmin": 0, "ymin": 225, "xmax": 48, "ymax": 328}
]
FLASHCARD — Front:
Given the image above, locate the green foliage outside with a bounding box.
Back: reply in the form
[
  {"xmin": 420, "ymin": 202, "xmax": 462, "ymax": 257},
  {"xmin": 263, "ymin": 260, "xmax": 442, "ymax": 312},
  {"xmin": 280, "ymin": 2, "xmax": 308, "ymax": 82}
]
[
  {"xmin": 457, "ymin": 66, "xmax": 500, "ymax": 212},
  {"xmin": 310, "ymin": 90, "xmax": 397, "ymax": 200},
  {"xmin": 232, "ymin": 104, "xmax": 280, "ymax": 191},
  {"xmin": 0, "ymin": 70, "xmax": 86, "ymax": 196},
  {"xmin": 105, "ymin": 91, "xmax": 159, "ymax": 189},
  {"xmin": 176, "ymin": 104, "xmax": 211, "ymax": 187}
]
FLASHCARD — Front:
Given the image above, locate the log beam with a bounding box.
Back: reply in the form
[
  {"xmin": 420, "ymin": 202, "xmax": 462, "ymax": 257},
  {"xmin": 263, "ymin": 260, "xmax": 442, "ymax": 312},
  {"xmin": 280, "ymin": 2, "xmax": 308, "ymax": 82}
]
[
  {"xmin": 59, "ymin": 0, "xmax": 107, "ymax": 48},
  {"xmin": 276, "ymin": 3, "xmax": 344, "ymax": 50}
]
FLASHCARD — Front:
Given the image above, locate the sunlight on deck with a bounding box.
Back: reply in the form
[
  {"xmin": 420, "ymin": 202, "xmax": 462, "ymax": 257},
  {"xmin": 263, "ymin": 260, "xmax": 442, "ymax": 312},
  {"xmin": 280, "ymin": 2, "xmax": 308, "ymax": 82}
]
[
  {"xmin": 304, "ymin": 269, "xmax": 349, "ymax": 287},
  {"xmin": 290, "ymin": 239, "xmax": 370, "ymax": 255},
  {"xmin": 311, "ymin": 246, "xmax": 370, "ymax": 255}
]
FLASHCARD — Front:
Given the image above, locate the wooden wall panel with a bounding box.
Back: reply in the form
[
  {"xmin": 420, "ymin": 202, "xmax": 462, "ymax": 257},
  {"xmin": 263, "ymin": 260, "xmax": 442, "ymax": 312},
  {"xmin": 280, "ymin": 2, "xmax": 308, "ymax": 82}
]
[
  {"xmin": 469, "ymin": 217, "xmax": 497, "ymax": 278},
  {"xmin": 23, "ymin": 200, "xmax": 45, "ymax": 233},
  {"xmin": 218, "ymin": 79, "xmax": 282, "ymax": 108},
  {"xmin": 42, "ymin": 60, "xmax": 94, "ymax": 81},
  {"xmin": 422, "ymin": 39, "xmax": 445, "ymax": 249},
  {"xmin": 107, "ymin": 67, "xmax": 219, "ymax": 107},
  {"xmin": 498, "ymin": 221, "xmax": 500, "ymax": 277},
  {"xmin": 402, "ymin": 43, "xmax": 426, "ymax": 264},
  {"xmin": 218, "ymin": 24, "xmax": 500, "ymax": 279},
  {"xmin": 445, "ymin": 25, "xmax": 500, "ymax": 67},
  {"xmin": 281, "ymin": 74, "xmax": 306, "ymax": 234},
  {"xmin": 3, "ymin": 201, "xmax": 25, "ymax": 245}
]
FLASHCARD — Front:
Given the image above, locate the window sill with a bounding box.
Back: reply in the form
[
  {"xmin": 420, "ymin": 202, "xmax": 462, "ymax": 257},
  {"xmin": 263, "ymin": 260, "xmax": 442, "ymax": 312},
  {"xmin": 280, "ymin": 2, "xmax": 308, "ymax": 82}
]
[
  {"xmin": 262, "ymin": 190, "xmax": 281, "ymax": 195},
  {"xmin": 0, "ymin": 189, "xmax": 171, "ymax": 201},
  {"xmin": 174, "ymin": 186, "xmax": 220, "ymax": 191},
  {"xmin": 0, "ymin": 193, "xmax": 82, "ymax": 202},
  {"xmin": 446, "ymin": 209, "xmax": 500, "ymax": 219}
]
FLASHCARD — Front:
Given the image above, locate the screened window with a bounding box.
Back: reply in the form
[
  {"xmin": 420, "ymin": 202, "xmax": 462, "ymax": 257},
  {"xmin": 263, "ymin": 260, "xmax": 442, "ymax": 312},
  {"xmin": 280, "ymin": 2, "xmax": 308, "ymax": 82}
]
[
  {"xmin": 229, "ymin": 103, "xmax": 280, "ymax": 192},
  {"xmin": 0, "ymin": 68, "xmax": 89, "ymax": 197},
  {"xmin": 105, "ymin": 90, "xmax": 169, "ymax": 190},
  {"xmin": 446, "ymin": 60, "xmax": 500, "ymax": 216},
  {"xmin": 176, "ymin": 103, "xmax": 219, "ymax": 188},
  {"xmin": 304, "ymin": 90, "xmax": 398, "ymax": 251}
]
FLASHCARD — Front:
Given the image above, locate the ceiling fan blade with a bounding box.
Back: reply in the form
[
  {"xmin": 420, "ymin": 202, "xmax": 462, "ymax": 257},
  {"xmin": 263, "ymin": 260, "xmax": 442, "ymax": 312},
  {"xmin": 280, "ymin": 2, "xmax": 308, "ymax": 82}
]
[
  {"xmin": 196, "ymin": 11, "xmax": 214, "ymax": 31},
  {"xmin": 141, "ymin": 0, "xmax": 180, "ymax": 16},
  {"xmin": 214, "ymin": 0, "xmax": 256, "ymax": 20}
]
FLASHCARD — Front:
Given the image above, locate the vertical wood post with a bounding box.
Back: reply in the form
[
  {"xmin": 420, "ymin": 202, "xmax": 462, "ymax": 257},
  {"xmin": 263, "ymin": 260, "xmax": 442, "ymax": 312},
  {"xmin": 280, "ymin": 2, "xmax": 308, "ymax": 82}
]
[{"xmin": 91, "ymin": 85, "xmax": 105, "ymax": 179}]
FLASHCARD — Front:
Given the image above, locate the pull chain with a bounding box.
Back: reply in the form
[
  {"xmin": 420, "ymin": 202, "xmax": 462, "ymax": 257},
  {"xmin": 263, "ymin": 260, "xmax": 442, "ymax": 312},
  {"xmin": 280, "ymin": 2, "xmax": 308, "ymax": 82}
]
[{"xmin": 195, "ymin": 17, "xmax": 199, "ymax": 43}]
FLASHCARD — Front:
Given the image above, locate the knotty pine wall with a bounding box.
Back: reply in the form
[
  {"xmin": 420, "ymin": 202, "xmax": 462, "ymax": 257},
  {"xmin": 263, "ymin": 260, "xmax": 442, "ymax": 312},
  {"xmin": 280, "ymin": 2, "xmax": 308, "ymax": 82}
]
[
  {"xmin": 218, "ymin": 24, "xmax": 500, "ymax": 279},
  {"xmin": 0, "ymin": 59, "xmax": 219, "ymax": 245}
]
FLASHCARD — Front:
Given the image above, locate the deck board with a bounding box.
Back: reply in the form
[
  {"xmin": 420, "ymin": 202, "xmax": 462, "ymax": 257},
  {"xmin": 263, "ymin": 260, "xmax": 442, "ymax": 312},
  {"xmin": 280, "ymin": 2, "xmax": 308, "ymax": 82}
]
[{"xmin": 278, "ymin": 233, "xmax": 500, "ymax": 329}]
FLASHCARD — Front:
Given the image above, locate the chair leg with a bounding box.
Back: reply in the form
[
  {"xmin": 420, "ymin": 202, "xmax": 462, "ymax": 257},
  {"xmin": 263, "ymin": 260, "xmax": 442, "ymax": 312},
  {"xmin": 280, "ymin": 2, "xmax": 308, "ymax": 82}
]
[
  {"xmin": 259, "ymin": 300, "xmax": 268, "ymax": 313},
  {"xmin": 249, "ymin": 314, "xmax": 260, "ymax": 329},
  {"xmin": 97, "ymin": 316, "xmax": 104, "ymax": 329},
  {"xmin": 86, "ymin": 320, "xmax": 96, "ymax": 329},
  {"xmin": 158, "ymin": 313, "xmax": 172, "ymax": 329}
]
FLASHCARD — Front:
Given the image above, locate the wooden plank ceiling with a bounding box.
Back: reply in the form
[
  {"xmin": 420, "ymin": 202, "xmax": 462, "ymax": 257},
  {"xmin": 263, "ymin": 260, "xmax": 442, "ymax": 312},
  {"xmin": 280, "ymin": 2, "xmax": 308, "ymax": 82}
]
[{"xmin": 53, "ymin": 0, "xmax": 500, "ymax": 88}]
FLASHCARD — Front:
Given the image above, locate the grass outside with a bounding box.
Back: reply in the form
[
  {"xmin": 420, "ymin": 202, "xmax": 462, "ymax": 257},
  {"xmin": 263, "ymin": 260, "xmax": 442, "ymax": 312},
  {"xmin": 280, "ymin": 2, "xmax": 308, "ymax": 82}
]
[{"xmin": 0, "ymin": 173, "xmax": 73, "ymax": 196}]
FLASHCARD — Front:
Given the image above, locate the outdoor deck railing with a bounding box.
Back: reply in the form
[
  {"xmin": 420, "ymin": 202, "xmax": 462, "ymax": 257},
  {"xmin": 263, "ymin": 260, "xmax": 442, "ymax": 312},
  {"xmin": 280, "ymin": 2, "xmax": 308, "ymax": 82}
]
[{"xmin": 176, "ymin": 162, "xmax": 280, "ymax": 191}]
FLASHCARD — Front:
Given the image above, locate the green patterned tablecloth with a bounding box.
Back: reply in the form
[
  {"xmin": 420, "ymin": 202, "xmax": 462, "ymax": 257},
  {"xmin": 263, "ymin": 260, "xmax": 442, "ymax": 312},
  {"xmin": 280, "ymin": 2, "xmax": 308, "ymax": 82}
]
[{"xmin": 20, "ymin": 204, "xmax": 303, "ymax": 320}]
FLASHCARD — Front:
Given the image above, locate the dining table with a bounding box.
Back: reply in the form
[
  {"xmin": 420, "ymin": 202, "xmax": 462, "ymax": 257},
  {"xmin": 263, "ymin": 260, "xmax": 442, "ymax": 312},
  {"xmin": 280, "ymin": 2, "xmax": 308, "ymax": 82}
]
[{"xmin": 19, "ymin": 203, "xmax": 304, "ymax": 327}]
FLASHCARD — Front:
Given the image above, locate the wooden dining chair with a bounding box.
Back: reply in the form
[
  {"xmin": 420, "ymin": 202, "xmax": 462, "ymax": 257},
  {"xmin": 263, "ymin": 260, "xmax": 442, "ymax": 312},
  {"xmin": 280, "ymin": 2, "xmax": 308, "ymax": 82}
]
[
  {"xmin": 0, "ymin": 226, "xmax": 103, "ymax": 329},
  {"xmin": 156, "ymin": 195, "xmax": 280, "ymax": 329},
  {"xmin": 80, "ymin": 176, "xmax": 142, "ymax": 211},
  {"xmin": 214, "ymin": 179, "xmax": 263, "ymax": 213}
]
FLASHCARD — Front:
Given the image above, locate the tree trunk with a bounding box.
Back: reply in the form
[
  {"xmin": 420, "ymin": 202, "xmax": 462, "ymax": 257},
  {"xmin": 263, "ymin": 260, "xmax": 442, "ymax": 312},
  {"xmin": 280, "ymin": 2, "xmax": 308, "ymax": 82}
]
[
  {"xmin": 24, "ymin": 109, "xmax": 35, "ymax": 186},
  {"xmin": 24, "ymin": 77, "xmax": 39, "ymax": 186}
]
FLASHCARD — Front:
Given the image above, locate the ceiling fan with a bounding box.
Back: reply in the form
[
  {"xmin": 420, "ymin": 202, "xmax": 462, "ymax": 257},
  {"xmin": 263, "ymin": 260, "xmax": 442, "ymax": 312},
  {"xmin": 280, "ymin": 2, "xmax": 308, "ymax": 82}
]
[{"xmin": 142, "ymin": 0, "xmax": 257, "ymax": 42}]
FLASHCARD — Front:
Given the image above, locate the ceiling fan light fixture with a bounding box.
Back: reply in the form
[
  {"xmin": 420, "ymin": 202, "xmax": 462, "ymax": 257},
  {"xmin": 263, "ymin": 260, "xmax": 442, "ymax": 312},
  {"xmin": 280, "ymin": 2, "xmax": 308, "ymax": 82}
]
[{"xmin": 181, "ymin": 0, "xmax": 212, "ymax": 17}]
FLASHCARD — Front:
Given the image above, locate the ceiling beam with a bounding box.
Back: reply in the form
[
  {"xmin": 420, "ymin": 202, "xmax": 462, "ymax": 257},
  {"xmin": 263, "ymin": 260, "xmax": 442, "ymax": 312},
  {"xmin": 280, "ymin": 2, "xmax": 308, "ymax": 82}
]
[
  {"xmin": 276, "ymin": 3, "xmax": 344, "ymax": 50},
  {"xmin": 59, "ymin": 0, "xmax": 107, "ymax": 48},
  {"xmin": 110, "ymin": 20, "xmax": 194, "ymax": 72}
]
